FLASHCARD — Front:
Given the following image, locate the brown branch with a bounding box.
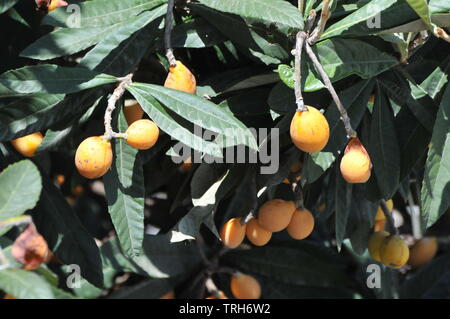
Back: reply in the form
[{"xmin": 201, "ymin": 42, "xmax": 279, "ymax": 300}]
[
  {"xmin": 103, "ymin": 74, "xmax": 133, "ymax": 140},
  {"xmin": 294, "ymin": 32, "xmax": 308, "ymax": 112},
  {"xmin": 304, "ymin": 42, "xmax": 356, "ymax": 138},
  {"xmin": 308, "ymin": 0, "xmax": 331, "ymax": 44}
]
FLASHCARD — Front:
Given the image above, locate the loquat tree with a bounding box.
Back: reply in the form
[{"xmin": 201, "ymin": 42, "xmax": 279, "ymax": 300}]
[{"xmin": 0, "ymin": 0, "xmax": 449, "ymax": 299}]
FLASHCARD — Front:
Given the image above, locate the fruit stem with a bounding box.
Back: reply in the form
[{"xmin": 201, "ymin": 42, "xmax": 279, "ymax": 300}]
[
  {"xmin": 304, "ymin": 42, "xmax": 356, "ymax": 138},
  {"xmin": 379, "ymin": 199, "xmax": 398, "ymax": 235},
  {"xmin": 104, "ymin": 73, "xmax": 133, "ymax": 140},
  {"xmin": 294, "ymin": 182, "xmax": 306, "ymax": 210},
  {"xmin": 164, "ymin": 0, "xmax": 177, "ymax": 66},
  {"xmin": 298, "ymin": 0, "xmax": 304, "ymax": 14},
  {"xmin": 293, "ymin": 31, "xmax": 308, "ymax": 112},
  {"xmin": 308, "ymin": 0, "xmax": 331, "ymax": 45}
]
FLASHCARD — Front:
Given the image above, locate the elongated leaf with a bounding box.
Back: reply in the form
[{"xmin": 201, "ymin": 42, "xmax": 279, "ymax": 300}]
[
  {"xmin": 0, "ymin": 160, "xmax": 42, "ymax": 220},
  {"xmin": 103, "ymin": 110, "xmax": 145, "ymax": 258},
  {"xmin": 369, "ymin": 85, "xmax": 400, "ymax": 199},
  {"xmin": 33, "ymin": 177, "xmax": 103, "ymax": 287},
  {"xmin": 197, "ymin": 0, "xmax": 303, "ymax": 31},
  {"xmin": 429, "ymin": 0, "xmax": 450, "ymax": 14},
  {"xmin": 0, "ymin": 0, "xmax": 18, "ymax": 14},
  {"xmin": 129, "ymin": 83, "xmax": 258, "ymax": 151},
  {"xmin": 420, "ymin": 57, "xmax": 450, "ymax": 100},
  {"xmin": 222, "ymin": 245, "xmax": 348, "ymax": 288},
  {"xmin": 126, "ymin": 85, "xmax": 222, "ymax": 157},
  {"xmin": 322, "ymin": 0, "xmax": 415, "ymax": 38},
  {"xmin": 81, "ymin": 8, "xmax": 165, "ymax": 76},
  {"xmin": 377, "ymin": 13, "xmax": 450, "ymax": 34},
  {"xmin": 21, "ymin": 22, "xmax": 130, "ymax": 60},
  {"xmin": 0, "ymin": 269, "xmax": 54, "ymax": 299},
  {"xmin": 405, "ymin": 0, "xmax": 432, "ymax": 29},
  {"xmin": 400, "ymin": 252, "xmax": 450, "ymax": 298},
  {"xmin": 44, "ymin": 0, "xmax": 166, "ymax": 28},
  {"xmin": 0, "ymin": 65, "xmax": 115, "ymax": 95},
  {"xmin": 282, "ymin": 39, "xmax": 397, "ymax": 92},
  {"xmin": 191, "ymin": 4, "xmax": 289, "ymax": 63},
  {"xmin": 421, "ymin": 84, "xmax": 450, "ymax": 229}
]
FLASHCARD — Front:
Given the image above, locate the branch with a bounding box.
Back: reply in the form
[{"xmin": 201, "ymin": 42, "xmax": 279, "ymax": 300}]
[
  {"xmin": 308, "ymin": 0, "xmax": 331, "ymax": 44},
  {"xmin": 298, "ymin": 0, "xmax": 304, "ymax": 15},
  {"xmin": 164, "ymin": 0, "xmax": 177, "ymax": 66},
  {"xmin": 293, "ymin": 32, "xmax": 308, "ymax": 112},
  {"xmin": 379, "ymin": 199, "xmax": 398, "ymax": 235},
  {"xmin": 304, "ymin": 42, "xmax": 356, "ymax": 138},
  {"xmin": 103, "ymin": 74, "xmax": 133, "ymax": 140}
]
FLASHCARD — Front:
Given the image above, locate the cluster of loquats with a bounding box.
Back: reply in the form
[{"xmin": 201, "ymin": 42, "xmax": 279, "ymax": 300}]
[
  {"xmin": 290, "ymin": 105, "xmax": 372, "ymax": 184},
  {"xmin": 220, "ymin": 199, "xmax": 315, "ymax": 249},
  {"xmin": 368, "ymin": 231, "xmax": 409, "ymax": 269}
]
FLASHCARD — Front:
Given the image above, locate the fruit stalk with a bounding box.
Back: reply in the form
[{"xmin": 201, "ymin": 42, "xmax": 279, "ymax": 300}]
[
  {"xmin": 294, "ymin": 31, "xmax": 308, "ymax": 112},
  {"xmin": 104, "ymin": 73, "xmax": 133, "ymax": 140},
  {"xmin": 304, "ymin": 42, "xmax": 356, "ymax": 138},
  {"xmin": 164, "ymin": 0, "xmax": 177, "ymax": 66},
  {"xmin": 298, "ymin": 0, "xmax": 304, "ymax": 14},
  {"xmin": 308, "ymin": 0, "xmax": 331, "ymax": 45},
  {"xmin": 379, "ymin": 199, "xmax": 398, "ymax": 235}
]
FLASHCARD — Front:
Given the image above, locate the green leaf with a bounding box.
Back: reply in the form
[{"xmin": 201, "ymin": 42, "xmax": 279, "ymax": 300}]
[
  {"xmin": 368, "ymin": 85, "xmax": 400, "ymax": 199},
  {"xmin": 129, "ymin": 83, "xmax": 258, "ymax": 151},
  {"xmin": 222, "ymin": 245, "xmax": 349, "ymax": 288},
  {"xmin": 322, "ymin": 0, "xmax": 405, "ymax": 38},
  {"xmin": 0, "ymin": 160, "xmax": 42, "ymax": 221},
  {"xmin": 103, "ymin": 110, "xmax": 145, "ymax": 258},
  {"xmin": 79, "ymin": 6, "xmax": 166, "ymax": 76},
  {"xmin": 400, "ymin": 252, "xmax": 450, "ymax": 298},
  {"xmin": 277, "ymin": 64, "xmax": 295, "ymax": 89},
  {"xmin": 419, "ymin": 57, "xmax": 450, "ymax": 100},
  {"xmin": 126, "ymin": 85, "xmax": 223, "ymax": 157},
  {"xmin": 0, "ymin": 269, "xmax": 54, "ymax": 299},
  {"xmin": 281, "ymin": 39, "xmax": 397, "ymax": 92},
  {"xmin": 197, "ymin": 0, "xmax": 304, "ymax": 31},
  {"xmin": 0, "ymin": 65, "xmax": 116, "ymax": 95},
  {"xmin": 420, "ymin": 84, "xmax": 450, "ymax": 229},
  {"xmin": 429, "ymin": 0, "xmax": 450, "ymax": 14},
  {"xmin": 21, "ymin": 22, "xmax": 130, "ymax": 61},
  {"xmin": 404, "ymin": 0, "xmax": 432, "ymax": 29},
  {"xmin": 303, "ymin": 152, "xmax": 335, "ymax": 184},
  {"xmin": 43, "ymin": 0, "xmax": 166, "ymax": 28},
  {"xmin": 0, "ymin": 0, "xmax": 18, "ymax": 14},
  {"xmin": 33, "ymin": 177, "xmax": 103, "ymax": 287},
  {"xmin": 169, "ymin": 18, "xmax": 226, "ymax": 48}
]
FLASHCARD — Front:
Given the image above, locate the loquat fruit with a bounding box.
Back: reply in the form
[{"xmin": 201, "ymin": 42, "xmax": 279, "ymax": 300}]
[
  {"xmin": 290, "ymin": 106, "xmax": 330, "ymax": 153},
  {"xmin": 124, "ymin": 101, "xmax": 144, "ymax": 126},
  {"xmin": 368, "ymin": 231, "xmax": 390, "ymax": 262},
  {"xmin": 125, "ymin": 119, "xmax": 159, "ymax": 150},
  {"xmin": 230, "ymin": 273, "xmax": 261, "ymax": 299},
  {"xmin": 287, "ymin": 208, "xmax": 315, "ymax": 240},
  {"xmin": 11, "ymin": 223, "xmax": 49, "ymax": 270},
  {"xmin": 11, "ymin": 132, "xmax": 44, "ymax": 157},
  {"xmin": 160, "ymin": 290, "xmax": 175, "ymax": 299},
  {"xmin": 47, "ymin": 0, "xmax": 68, "ymax": 12},
  {"xmin": 374, "ymin": 199, "xmax": 393, "ymax": 232},
  {"xmin": 245, "ymin": 218, "xmax": 272, "ymax": 246},
  {"xmin": 408, "ymin": 237, "xmax": 438, "ymax": 269},
  {"xmin": 340, "ymin": 137, "xmax": 372, "ymax": 183},
  {"xmin": 220, "ymin": 217, "xmax": 247, "ymax": 249},
  {"xmin": 380, "ymin": 235, "xmax": 410, "ymax": 268},
  {"xmin": 164, "ymin": 60, "xmax": 197, "ymax": 94},
  {"xmin": 257, "ymin": 199, "xmax": 296, "ymax": 232},
  {"xmin": 75, "ymin": 136, "xmax": 113, "ymax": 179}
]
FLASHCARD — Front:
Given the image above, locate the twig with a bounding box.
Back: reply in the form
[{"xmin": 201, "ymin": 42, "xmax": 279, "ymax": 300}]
[
  {"xmin": 304, "ymin": 9, "xmax": 317, "ymax": 32},
  {"xmin": 298, "ymin": 0, "xmax": 304, "ymax": 15},
  {"xmin": 164, "ymin": 0, "xmax": 177, "ymax": 66},
  {"xmin": 103, "ymin": 74, "xmax": 133, "ymax": 140},
  {"xmin": 304, "ymin": 42, "xmax": 356, "ymax": 138},
  {"xmin": 308, "ymin": 0, "xmax": 331, "ymax": 44},
  {"xmin": 293, "ymin": 182, "xmax": 305, "ymax": 210},
  {"xmin": 379, "ymin": 199, "xmax": 398, "ymax": 235},
  {"xmin": 293, "ymin": 32, "xmax": 308, "ymax": 112}
]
